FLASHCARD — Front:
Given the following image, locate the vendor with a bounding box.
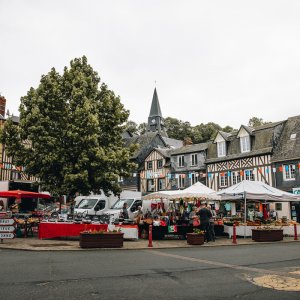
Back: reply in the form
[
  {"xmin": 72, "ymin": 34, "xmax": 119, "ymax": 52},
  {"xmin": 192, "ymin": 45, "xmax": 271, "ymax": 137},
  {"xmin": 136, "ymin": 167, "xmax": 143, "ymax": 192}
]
[
  {"xmin": 121, "ymin": 203, "xmax": 129, "ymax": 219},
  {"xmin": 134, "ymin": 206, "xmax": 143, "ymax": 224}
]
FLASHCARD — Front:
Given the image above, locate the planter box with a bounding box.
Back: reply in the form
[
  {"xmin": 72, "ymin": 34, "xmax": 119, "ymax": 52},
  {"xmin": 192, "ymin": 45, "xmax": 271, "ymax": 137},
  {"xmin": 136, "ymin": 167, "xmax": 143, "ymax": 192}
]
[
  {"xmin": 80, "ymin": 232, "xmax": 124, "ymax": 248},
  {"xmin": 186, "ymin": 233, "xmax": 204, "ymax": 245},
  {"xmin": 252, "ymin": 229, "xmax": 283, "ymax": 242}
]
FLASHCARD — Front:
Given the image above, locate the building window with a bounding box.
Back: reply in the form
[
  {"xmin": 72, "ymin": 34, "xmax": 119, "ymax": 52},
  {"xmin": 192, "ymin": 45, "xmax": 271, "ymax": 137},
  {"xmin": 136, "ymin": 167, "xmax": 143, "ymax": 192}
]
[
  {"xmin": 158, "ymin": 178, "xmax": 165, "ymax": 190},
  {"xmin": 147, "ymin": 179, "xmax": 154, "ymax": 192},
  {"xmin": 178, "ymin": 174, "xmax": 185, "ymax": 188},
  {"xmin": 283, "ymin": 164, "xmax": 296, "ymax": 181},
  {"xmin": 245, "ymin": 169, "xmax": 255, "ymax": 181},
  {"xmin": 275, "ymin": 203, "xmax": 282, "ymax": 211},
  {"xmin": 232, "ymin": 172, "xmax": 237, "ymax": 185},
  {"xmin": 178, "ymin": 155, "xmax": 184, "ymax": 167},
  {"xmin": 232, "ymin": 172, "xmax": 242, "ymax": 185},
  {"xmin": 240, "ymin": 136, "xmax": 251, "ymax": 153},
  {"xmin": 147, "ymin": 161, "xmax": 153, "ymax": 170},
  {"xmin": 219, "ymin": 173, "xmax": 228, "ymax": 187},
  {"xmin": 157, "ymin": 159, "xmax": 163, "ymax": 169},
  {"xmin": 11, "ymin": 171, "xmax": 21, "ymax": 180},
  {"xmin": 191, "ymin": 154, "xmax": 198, "ymax": 166},
  {"xmin": 191, "ymin": 173, "xmax": 198, "ymax": 185},
  {"xmin": 217, "ymin": 141, "xmax": 226, "ymax": 157}
]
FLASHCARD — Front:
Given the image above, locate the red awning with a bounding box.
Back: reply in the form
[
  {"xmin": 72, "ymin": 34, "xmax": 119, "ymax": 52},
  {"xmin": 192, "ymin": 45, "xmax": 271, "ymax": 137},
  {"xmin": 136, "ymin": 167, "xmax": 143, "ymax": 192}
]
[{"xmin": 0, "ymin": 190, "xmax": 51, "ymax": 199}]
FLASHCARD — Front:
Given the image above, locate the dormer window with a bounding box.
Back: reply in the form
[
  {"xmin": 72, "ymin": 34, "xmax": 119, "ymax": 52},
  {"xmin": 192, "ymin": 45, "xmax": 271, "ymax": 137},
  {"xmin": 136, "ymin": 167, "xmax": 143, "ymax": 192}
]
[
  {"xmin": 217, "ymin": 141, "xmax": 226, "ymax": 157},
  {"xmin": 240, "ymin": 136, "xmax": 251, "ymax": 153}
]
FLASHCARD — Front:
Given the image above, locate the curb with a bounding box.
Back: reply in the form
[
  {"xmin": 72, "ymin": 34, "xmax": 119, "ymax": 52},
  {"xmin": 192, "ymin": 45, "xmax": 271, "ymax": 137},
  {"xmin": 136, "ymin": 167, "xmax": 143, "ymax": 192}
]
[{"xmin": 0, "ymin": 239, "xmax": 299, "ymax": 252}]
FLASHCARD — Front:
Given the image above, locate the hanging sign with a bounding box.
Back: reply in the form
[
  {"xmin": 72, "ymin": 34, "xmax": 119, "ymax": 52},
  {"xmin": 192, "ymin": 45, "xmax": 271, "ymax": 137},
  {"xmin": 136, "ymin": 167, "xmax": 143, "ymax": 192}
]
[
  {"xmin": 0, "ymin": 219, "xmax": 15, "ymax": 226},
  {"xmin": 0, "ymin": 226, "xmax": 15, "ymax": 232},
  {"xmin": 0, "ymin": 232, "xmax": 15, "ymax": 239}
]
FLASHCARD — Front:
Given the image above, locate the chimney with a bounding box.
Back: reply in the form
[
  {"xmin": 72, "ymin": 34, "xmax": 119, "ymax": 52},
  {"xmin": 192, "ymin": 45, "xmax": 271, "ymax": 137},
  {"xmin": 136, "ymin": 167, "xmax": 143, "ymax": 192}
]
[
  {"xmin": 183, "ymin": 137, "xmax": 193, "ymax": 146},
  {"xmin": 0, "ymin": 95, "xmax": 6, "ymax": 117}
]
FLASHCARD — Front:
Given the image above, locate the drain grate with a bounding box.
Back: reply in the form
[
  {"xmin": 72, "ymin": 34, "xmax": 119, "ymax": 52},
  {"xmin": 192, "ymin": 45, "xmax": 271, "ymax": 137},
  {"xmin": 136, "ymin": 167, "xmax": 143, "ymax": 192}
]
[{"xmin": 32, "ymin": 243, "xmax": 71, "ymax": 247}]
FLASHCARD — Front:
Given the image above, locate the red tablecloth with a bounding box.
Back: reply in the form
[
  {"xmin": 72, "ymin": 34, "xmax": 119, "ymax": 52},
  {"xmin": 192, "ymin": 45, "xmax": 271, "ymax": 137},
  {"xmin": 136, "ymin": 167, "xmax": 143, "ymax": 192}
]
[{"xmin": 38, "ymin": 222, "xmax": 108, "ymax": 239}]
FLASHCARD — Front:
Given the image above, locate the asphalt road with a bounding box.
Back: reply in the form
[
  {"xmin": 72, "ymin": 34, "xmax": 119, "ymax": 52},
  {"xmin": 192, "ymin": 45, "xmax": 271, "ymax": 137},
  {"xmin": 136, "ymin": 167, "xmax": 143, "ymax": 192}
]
[{"xmin": 1, "ymin": 243, "xmax": 300, "ymax": 300}]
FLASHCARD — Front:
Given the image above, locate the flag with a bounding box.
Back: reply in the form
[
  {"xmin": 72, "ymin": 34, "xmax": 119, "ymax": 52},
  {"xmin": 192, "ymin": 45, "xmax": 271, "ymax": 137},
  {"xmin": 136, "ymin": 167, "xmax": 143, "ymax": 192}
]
[
  {"xmin": 266, "ymin": 168, "xmax": 269, "ymax": 174},
  {"xmin": 227, "ymin": 171, "xmax": 231, "ymax": 177},
  {"xmin": 279, "ymin": 166, "xmax": 283, "ymax": 172},
  {"xmin": 258, "ymin": 168, "xmax": 262, "ymax": 173},
  {"xmin": 168, "ymin": 225, "xmax": 177, "ymax": 233},
  {"xmin": 272, "ymin": 168, "xmax": 276, "ymax": 173}
]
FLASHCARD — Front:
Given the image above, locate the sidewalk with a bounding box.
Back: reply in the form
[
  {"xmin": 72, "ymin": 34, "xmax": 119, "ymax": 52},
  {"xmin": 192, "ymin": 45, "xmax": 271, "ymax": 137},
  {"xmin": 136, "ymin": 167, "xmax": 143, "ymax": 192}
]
[{"xmin": 0, "ymin": 236, "xmax": 299, "ymax": 251}]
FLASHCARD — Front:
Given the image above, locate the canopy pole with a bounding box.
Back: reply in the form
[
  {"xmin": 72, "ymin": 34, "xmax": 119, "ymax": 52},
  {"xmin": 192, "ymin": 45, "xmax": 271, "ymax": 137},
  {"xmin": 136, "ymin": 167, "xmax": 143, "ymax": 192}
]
[{"xmin": 244, "ymin": 191, "xmax": 247, "ymax": 239}]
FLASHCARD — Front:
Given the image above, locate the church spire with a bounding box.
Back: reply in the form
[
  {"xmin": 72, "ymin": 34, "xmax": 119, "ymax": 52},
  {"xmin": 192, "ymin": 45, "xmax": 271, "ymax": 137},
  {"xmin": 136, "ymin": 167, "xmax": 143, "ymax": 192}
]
[{"xmin": 147, "ymin": 88, "xmax": 168, "ymax": 137}]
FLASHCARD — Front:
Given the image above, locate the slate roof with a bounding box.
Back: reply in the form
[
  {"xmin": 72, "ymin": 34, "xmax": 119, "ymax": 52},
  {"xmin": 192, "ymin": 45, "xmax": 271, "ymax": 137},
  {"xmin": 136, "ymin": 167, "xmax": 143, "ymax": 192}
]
[
  {"xmin": 149, "ymin": 88, "xmax": 162, "ymax": 118},
  {"xmin": 206, "ymin": 120, "xmax": 285, "ymax": 163},
  {"xmin": 272, "ymin": 115, "xmax": 300, "ymax": 162},
  {"xmin": 154, "ymin": 147, "xmax": 172, "ymax": 158},
  {"xmin": 124, "ymin": 132, "xmax": 182, "ymax": 163},
  {"xmin": 170, "ymin": 142, "xmax": 209, "ymax": 155},
  {"xmin": 162, "ymin": 136, "xmax": 183, "ymax": 149}
]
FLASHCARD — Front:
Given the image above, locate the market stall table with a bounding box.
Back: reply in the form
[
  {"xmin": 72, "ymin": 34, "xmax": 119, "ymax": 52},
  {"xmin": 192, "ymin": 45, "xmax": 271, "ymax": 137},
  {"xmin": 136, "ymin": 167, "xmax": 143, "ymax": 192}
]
[
  {"xmin": 224, "ymin": 224, "xmax": 300, "ymax": 238},
  {"xmin": 108, "ymin": 224, "xmax": 139, "ymax": 240},
  {"xmin": 38, "ymin": 222, "xmax": 108, "ymax": 239}
]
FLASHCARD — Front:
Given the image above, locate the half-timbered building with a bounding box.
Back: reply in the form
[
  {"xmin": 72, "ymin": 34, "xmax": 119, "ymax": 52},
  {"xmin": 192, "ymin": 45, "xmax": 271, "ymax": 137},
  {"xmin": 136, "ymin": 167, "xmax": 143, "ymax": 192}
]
[
  {"xmin": 140, "ymin": 147, "xmax": 171, "ymax": 193},
  {"xmin": 205, "ymin": 121, "xmax": 285, "ymax": 191}
]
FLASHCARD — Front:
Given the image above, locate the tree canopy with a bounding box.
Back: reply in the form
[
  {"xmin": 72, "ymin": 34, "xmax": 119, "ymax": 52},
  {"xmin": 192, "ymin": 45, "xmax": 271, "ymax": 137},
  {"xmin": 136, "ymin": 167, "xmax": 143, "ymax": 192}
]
[
  {"xmin": 248, "ymin": 117, "xmax": 270, "ymax": 127},
  {"xmin": 1, "ymin": 56, "xmax": 136, "ymax": 197}
]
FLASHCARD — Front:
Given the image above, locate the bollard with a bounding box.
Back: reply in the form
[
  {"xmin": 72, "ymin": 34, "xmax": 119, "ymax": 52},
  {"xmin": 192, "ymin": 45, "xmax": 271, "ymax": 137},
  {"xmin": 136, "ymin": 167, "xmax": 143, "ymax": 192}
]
[
  {"xmin": 148, "ymin": 225, "xmax": 153, "ymax": 247},
  {"xmin": 232, "ymin": 223, "xmax": 237, "ymax": 244},
  {"xmin": 294, "ymin": 223, "xmax": 298, "ymax": 241}
]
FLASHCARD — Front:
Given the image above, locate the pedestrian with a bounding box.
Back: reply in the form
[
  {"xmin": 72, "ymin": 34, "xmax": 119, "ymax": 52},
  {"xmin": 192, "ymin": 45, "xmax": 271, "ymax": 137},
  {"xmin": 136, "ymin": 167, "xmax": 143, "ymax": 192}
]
[
  {"xmin": 207, "ymin": 205, "xmax": 215, "ymax": 242},
  {"xmin": 197, "ymin": 203, "xmax": 212, "ymax": 242},
  {"xmin": 121, "ymin": 202, "xmax": 129, "ymax": 219}
]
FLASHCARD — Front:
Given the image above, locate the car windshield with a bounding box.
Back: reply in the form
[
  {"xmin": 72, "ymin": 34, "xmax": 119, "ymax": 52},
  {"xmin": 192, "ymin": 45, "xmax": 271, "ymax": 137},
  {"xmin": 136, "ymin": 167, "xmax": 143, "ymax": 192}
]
[
  {"xmin": 77, "ymin": 199, "xmax": 99, "ymax": 209},
  {"xmin": 111, "ymin": 199, "xmax": 135, "ymax": 209}
]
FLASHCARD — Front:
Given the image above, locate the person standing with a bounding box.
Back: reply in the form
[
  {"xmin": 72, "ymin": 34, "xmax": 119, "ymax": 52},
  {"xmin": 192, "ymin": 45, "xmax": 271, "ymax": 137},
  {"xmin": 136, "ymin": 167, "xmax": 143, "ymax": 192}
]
[
  {"xmin": 197, "ymin": 204, "xmax": 212, "ymax": 242},
  {"xmin": 121, "ymin": 203, "xmax": 129, "ymax": 219},
  {"xmin": 207, "ymin": 205, "xmax": 215, "ymax": 242}
]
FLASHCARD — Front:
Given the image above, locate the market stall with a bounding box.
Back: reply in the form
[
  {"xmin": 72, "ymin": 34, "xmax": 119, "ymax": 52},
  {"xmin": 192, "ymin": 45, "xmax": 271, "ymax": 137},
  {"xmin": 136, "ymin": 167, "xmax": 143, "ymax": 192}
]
[
  {"xmin": 38, "ymin": 222, "xmax": 108, "ymax": 239},
  {"xmin": 217, "ymin": 180, "xmax": 300, "ymax": 238},
  {"xmin": 141, "ymin": 182, "xmax": 221, "ymax": 240}
]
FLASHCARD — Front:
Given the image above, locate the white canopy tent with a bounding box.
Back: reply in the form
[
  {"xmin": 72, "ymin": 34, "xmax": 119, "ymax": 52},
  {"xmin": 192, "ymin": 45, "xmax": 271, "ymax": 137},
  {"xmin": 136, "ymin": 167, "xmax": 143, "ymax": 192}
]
[
  {"xmin": 217, "ymin": 180, "xmax": 300, "ymax": 237},
  {"xmin": 217, "ymin": 180, "xmax": 300, "ymax": 202},
  {"xmin": 143, "ymin": 182, "xmax": 220, "ymax": 200}
]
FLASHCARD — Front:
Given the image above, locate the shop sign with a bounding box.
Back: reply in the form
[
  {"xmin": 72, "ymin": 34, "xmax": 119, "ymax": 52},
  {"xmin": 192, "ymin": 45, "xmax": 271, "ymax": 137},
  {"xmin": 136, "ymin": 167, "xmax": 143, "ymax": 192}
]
[
  {"xmin": 293, "ymin": 188, "xmax": 300, "ymax": 195},
  {"xmin": 0, "ymin": 226, "xmax": 15, "ymax": 232},
  {"xmin": 0, "ymin": 219, "xmax": 15, "ymax": 226},
  {"xmin": 0, "ymin": 232, "xmax": 15, "ymax": 239}
]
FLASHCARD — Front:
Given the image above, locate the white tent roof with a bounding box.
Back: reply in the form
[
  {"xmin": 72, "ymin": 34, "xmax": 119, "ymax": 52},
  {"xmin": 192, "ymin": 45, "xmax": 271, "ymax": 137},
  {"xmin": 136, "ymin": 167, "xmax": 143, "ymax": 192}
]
[
  {"xmin": 143, "ymin": 182, "xmax": 220, "ymax": 200},
  {"xmin": 217, "ymin": 180, "xmax": 300, "ymax": 202},
  {"xmin": 142, "ymin": 190, "xmax": 182, "ymax": 200}
]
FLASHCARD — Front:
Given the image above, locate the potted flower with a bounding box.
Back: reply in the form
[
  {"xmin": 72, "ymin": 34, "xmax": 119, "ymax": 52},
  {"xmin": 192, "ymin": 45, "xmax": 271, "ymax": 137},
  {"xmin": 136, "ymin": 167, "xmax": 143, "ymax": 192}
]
[
  {"xmin": 80, "ymin": 229, "xmax": 124, "ymax": 248},
  {"xmin": 186, "ymin": 229, "xmax": 205, "ymax": 245},
  {"xmin": 252, "ymin": 226, "xmax": 283, "ymax": 242}
]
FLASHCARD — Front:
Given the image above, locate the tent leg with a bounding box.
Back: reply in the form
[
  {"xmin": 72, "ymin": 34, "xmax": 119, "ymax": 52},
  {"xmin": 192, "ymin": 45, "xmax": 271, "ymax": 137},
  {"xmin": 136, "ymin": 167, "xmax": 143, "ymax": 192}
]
[{"xmin": 244, "ymin": 192, "xmax": 247, "ymax": 239}]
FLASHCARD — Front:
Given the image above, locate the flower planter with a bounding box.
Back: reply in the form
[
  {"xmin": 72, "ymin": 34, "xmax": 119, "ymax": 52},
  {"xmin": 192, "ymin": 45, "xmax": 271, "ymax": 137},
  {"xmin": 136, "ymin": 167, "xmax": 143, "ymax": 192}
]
[
  {"xmin": 252, "ymin": 229, "xmax": 283, "ymax": 242},
  {"xmin": 186, "ymin": 233, "xmax": 205, "ymax": 245},
  {"xmin": 80, "ymin": 232, "xmax": 124, "ymax": 248}
]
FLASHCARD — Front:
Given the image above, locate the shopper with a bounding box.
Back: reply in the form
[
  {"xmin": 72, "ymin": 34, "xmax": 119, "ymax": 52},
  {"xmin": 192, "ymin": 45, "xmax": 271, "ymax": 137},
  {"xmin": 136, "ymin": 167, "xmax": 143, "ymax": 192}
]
[
  {"xmin": 197, "ymin": 204, "xmax": 212, "ymax": 242},
  {"xmin": 121, "ymin": 203, "xmax": 129, "ymax": 219},
  {"xmin": 207, "ymin": 205, "xmax": 215, "ymax": 242}
]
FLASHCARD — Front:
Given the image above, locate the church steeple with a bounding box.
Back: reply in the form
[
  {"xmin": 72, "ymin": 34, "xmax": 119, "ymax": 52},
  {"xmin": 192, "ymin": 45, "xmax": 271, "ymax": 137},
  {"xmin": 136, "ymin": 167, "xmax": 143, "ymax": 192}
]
[{"xmin": 147, "ymin": 88, "xmax": 168, "ymax": 137}]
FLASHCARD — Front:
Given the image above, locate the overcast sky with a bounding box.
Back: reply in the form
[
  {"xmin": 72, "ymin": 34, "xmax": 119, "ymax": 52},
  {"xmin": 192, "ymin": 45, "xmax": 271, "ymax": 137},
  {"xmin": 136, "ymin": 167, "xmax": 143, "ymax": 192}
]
[{"xmin": 1, "ymin": 0, "xmax": 300, "ymax": 128}]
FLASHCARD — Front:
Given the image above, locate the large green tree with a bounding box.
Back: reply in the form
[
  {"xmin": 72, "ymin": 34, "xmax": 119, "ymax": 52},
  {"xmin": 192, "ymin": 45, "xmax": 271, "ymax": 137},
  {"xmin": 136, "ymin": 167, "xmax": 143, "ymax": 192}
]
[{"xmin": 1, "ymin": 56, "xmax": 136, "ymax": 197}]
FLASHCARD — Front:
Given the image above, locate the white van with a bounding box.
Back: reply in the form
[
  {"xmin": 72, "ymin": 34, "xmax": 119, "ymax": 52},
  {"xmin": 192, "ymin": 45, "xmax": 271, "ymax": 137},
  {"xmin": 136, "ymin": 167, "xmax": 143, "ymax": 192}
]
[
  {"xmin": 104, "ymin": 197, "xmax": 143, "ymax": 220},
  {"xmin": 74, "ymin": 191, "xmax": 142, "ymax": 218},
  {"xmin": 74, "ymin": 195, "xmax": 110, "ymax": 216}
]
